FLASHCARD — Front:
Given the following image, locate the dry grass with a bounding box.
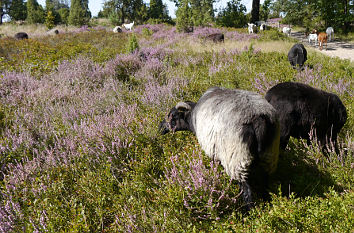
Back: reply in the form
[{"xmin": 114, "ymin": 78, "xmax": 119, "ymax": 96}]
[{"xmin": 0, "ymin": 23, "xmax": 79, "ymax": 38}]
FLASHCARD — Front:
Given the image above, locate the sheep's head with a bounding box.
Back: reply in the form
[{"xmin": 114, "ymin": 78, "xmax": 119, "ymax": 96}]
[{"xmin": 159, "ymin": 101, "xmax": 195, "ymax": 135}]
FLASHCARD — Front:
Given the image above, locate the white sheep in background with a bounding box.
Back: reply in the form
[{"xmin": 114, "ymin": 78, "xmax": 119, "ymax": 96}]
[
  {"xmin": 248, "ymin": 23, "xmax": 256, "ymax": 34},
  {"xmin": 260, "ymin": 24, "xmax": 266, "ymax": 31},
  {"xmin": 113, "ymin": 26, "xmax": 122, "ymax": 33},
  {"xmin": 159, "ymin": 87, "xmax": 280, "ymax": 210},
  {"xmin": 326, "ymin": 27, "xmax": 334, "ymax": 41},
  {"xmin": 122, "ymin": 21, "xmax": 134, "ymax": 31},
  {"xmin": 308, "ymin": 33, "xmax": 318, "ymax": 46},
  {"xmin": 282, "ymin": 27, "xmax": 291, "ymax": 36}
]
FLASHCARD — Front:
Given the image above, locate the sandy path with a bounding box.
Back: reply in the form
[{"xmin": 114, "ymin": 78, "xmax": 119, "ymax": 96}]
[{"xmin": 291, "ymin": 31, "xmax": 354, "ymax": 62}]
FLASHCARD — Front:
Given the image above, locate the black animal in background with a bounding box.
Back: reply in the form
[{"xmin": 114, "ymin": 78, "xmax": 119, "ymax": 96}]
[
  {"xmin": 288, "ymin": 43, "xmax": 307, "ymax": 70},
  {"xmin": 14, "ymin": 32, "xmax": 29, "ymax": 40},
  {"xmin": 265, "ymin": 82, "xmax": 347, "ymax": 154},
  {"xmin": 205, "ymin": 33, "xmax": 224, "ymax": 43}
]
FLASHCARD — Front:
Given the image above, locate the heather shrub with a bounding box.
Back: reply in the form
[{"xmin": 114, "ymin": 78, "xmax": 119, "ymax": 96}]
[{"xmin": 0, "ymin": 23, "xmax": 353, "ymax": 232}]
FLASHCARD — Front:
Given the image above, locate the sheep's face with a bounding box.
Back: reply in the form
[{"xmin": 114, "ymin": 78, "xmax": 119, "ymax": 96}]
[{"xmin": 159, "ymin": 101, "xmax": 195, "ymax": 135}]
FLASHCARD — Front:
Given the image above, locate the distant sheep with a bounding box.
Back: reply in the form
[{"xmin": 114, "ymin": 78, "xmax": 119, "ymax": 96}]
[
  {"xmin": 265, "ymin": 82, "xmax": 347, "ymax": 154},
  {"xmin": 326, "ymin": 27, "xmax": 334, "ymax": 41},
  {"xmin": 282, "ymin": 27, "xmax": 291, "ymax": 36},
  {"xmin": 260, "ymin": 24, "xmax": 266, "ymax": 31},
  {"xmin": 113, "ymin": 26, "xmax": 122, "ymax": 33},
  {"xmin": 160, "ymin": 87, "xmax": 280, "ymax": 209},
  {"xmin": 14, "ymin": 32, "xmax": 28, "ymax": 40},
  {"xmin": 318, "ymin": 32, "xmax": 328, "ymax": 50},
  {"xmin": 122, "ymin": 21, "xmax": 134, "ymax": 31},
  {"xmin": 205, "ymin": 33, "xmax": 224, "ymax": 43},
  {"xmin": 248, "ymin": 23, "xmax": 256, "ymax": 34},
  {"xmin": 308, "ymin": 33, "xmax": 318, "ymax": 46},
  {"xmin": 288, "ymin": 43, "xmax": 307, "ymax": 70}
]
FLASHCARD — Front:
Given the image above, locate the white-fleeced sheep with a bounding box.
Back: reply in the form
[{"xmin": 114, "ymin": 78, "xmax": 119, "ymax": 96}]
[
  {"xmin": 159, "ymin": 87, "xmax": 280, "ymax": 209},
  {"xmin": 282, "ymin": 27, "xmax": 291, "ymax": 36},
  {"xmin": 326, "ymin": 27, "xmax": 334, "ymax": 42},
  {"xmin": 122, "ymin": 21, "xmax": 134, "ymax": 31}
]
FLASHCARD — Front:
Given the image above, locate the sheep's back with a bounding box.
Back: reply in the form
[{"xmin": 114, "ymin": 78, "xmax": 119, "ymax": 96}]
[{"xmin": 192, "ymin": 87, "xmax": 279, "ymax": 181}]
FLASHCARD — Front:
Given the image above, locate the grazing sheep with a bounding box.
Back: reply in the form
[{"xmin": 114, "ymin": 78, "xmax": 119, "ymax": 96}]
[
  {"xmin": 260, "ymin": 24, "xmax": 266, "ymax": 31},
  {"xmin": 288, "ymin": 43, "xmax": 307, "ymax": 70},
  {"xmin": 159, "ymin": 87, "xmax": 280, "ymax": 209},
  {"xmin": 122, "ymin": 21, "xmax": 134, "ymax": 31},
  {"xmin": 113, "ymin": 26, "xmax": 122, "ymax": 33},
  {"xmin": 248, "ymin": 23, "xmax": 256, "ymax": 34},
  {"xmin": 205, "ymin": 33, "xmax": 224, "ymax": 43},
  {"xmin": 265, "ymin": 82, "xmax": 347, "ymax": 154},
  {"xmin": 282, "ymin": 27, "xmax": 291, "ymax": 36},
  {"xmin": 326, "ymin": 27, "xmax": 334, "ymax": 41},
  {"xmin": 14, "ymin": 32, "xmax": 28, "ymax": 40},
  {"xmin": 317, "ymin": 32, "xmax": 328, "ymax": 50},
  {"xmin": 308, "ymin": 33, "xmax": 318, "ymax": 46}
]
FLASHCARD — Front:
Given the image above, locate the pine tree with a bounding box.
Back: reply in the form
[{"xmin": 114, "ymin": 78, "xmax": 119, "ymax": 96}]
[
  {"xmin": 27, "ymin": 0, "xmax": 45, "ymax": 23},
  {"xmin": 149, "ymin": 0, "xmax": 164, "ymax": 19},
  {"xmin": 176, "ymin": 0, "xmax": 193, "ymax": 32},
  {"xmin": 9, "ymin": 0, "xmax": 27, "ymax": 21},
  {"xmin": 45, "ymin": 10, "xmax": 55, "ymax": 29},
  {"xmin": 68, "ymin": 0, "xmax": 91, "ymax": 26}
]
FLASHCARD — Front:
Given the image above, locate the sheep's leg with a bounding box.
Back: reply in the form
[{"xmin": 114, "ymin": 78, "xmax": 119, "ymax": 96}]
[{"xmin": 240, "ymin": 181, "xmax": 254, "ymax": 211}]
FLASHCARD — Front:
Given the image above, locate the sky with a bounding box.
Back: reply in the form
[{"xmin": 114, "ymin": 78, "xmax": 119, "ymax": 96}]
[{"xmin": 37, "ymin": 0, "xmax": 265, "ymax": 18}]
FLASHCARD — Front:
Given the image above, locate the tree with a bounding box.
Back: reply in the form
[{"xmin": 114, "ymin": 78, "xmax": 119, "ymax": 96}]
[
  {"xmin": 102, "ymin": 0, "xmax": 148, "ymax": 25},
  {"xmin": 175, "ymin": 0, "xmax": 193, "ymax": 31},
  {"xmin": 45, "ymin": 10, "xmax": 55, "ymax": 29},
  {"xmin": 216, "ymin": 0, "xmax": 247, "ymax": 28},
  {"xmin": 0, "ymin": 0, "xmax": 11, "ymax": 24},
  {"xmin": 27, "ymin": 0, "xmax": 45, "ymax": 23},
  {"xmin": 58, "ymin": 7, "xmax": 69, "ymax": 24},
  {"xmin": 9, "ymin": 0, "xmax": 27, "ymax": 21},
  {"xmin": 68, "ymin": 0, "xmax": 91, "ymax": 26},
  {"xmin": 259, "ymin": 0, "xmax": 271, "ymax": 21},
  {"xmin": 174, "ymin": 0, "xmax": 216, "ymax": 28},
  {"xmin": 250, "ymin": 0, "xmax": 260, "ymax": 23}
]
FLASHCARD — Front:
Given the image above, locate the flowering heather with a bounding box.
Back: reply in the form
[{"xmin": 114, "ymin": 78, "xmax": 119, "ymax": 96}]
[
  {"xmin": 165, "ymin": 150, "xmax": 239, "ymax": 220},
  {"xmin": 192, "ymin": 27, "xmax": 223, "ymax": 39},
  {"xmin": 225, "ymin": 31, "xmax": 260, "ymax": 41},
  {"xmin": 134, "ymin": 24, "xmax": 165, "ymax": 34},
  {"xmin": 104, "ymin": 52, "xmax": 142, "ymax": 80},
  {"xmin": 253, "ymin": 73, "xmax": 279, "ymax": 95},
  {"xmin": 296, "ymin": 65, "xmax": 353, "ymax": 97}
]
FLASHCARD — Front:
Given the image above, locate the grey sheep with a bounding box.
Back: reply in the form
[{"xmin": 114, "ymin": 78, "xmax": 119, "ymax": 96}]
[
  {"xmin": 159, "ymin": 87, "xmax": 280, "ymax": 209},
  {"xmin": 265, "ymin": 82, "xmax": 347, "ymax": 154}
]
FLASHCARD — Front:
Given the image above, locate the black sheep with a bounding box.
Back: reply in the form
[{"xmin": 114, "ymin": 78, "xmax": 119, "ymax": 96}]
[
  {"xmin": 265, "ymin": 82, "xmax": 347, "ymax": 154},
  {"xmin": 205, "ymin": 33, "xmax": 224, "ymax": 43},
  {"xmin": 14, "ymin": 32, "xmax": 29, "ymax": 40},
  {"xmin": 288, "ymin": 43, "xmax": 307, "ymax": 70}
]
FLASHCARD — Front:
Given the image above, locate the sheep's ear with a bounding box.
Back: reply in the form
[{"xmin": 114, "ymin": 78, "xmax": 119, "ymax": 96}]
[{"xmin": 176, "ymin": 102, "xmax": 191, "ymax": 111}]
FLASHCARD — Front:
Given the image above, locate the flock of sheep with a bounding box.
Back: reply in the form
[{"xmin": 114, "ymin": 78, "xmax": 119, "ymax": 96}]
[{"xmin": 8, "ymin": 21, "xmax": 347, "ymax": 211}]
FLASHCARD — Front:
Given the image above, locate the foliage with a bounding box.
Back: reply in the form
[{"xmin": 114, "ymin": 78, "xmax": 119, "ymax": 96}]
[
  {"xmin": 0, "ymin": 23, "xmax": 353, "ymax": 232},
  {"xmin": 57, "ymin": 7, "xmax": 69, "ymax": 25},
  {"xmin": 126, "ymin": 33, "xmax": 139, "ymax": 54},
  {"xmin": 216, "ymin": 0, "xmax": 247, "ymax": 28},
  {"xmin": 175, "ymin": 0, "xmax": 216, "ymax": 28},
  {"xmin": 103, "ymin": 0, "xmax": 148, "ymax": 25},
  {"xmin": 8, "ymin": 0, "xmax": 27, "ymax": 21},
  {"xmin": 26, "ymin": 0, "xmax": 45, "ymax": 24},
  {"xmin": 45, "ymin": 10, "xmax": 55, "ymax": 29},
  {"xmin": 68, "ymin": 0, "xmax": 91, "ymax": 26},
  {"xmin": 175, "ymin": 0, "xmax": 193, "ymax": 32}
]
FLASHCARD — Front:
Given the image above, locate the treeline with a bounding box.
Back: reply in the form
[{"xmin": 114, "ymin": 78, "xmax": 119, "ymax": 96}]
[{"xmin": 0, "ymin": 0, "xmax": 352, "ymax": 33}]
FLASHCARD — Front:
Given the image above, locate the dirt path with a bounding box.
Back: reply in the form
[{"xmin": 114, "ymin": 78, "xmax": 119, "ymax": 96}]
[{"xmin": 290, "ymin": 31, "xmax": 354, "ymax": 62}]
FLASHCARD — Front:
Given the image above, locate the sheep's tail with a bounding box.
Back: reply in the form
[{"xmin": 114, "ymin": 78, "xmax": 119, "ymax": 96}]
[{"xmin": 253, "ymin": 114, "xmax": 280, "ymax": 174}]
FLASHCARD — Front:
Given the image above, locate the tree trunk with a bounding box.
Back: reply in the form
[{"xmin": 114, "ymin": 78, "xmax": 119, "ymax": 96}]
[
  {"xmin": 251, "ymin": 0, "xmax": 260, "ymax": 23},
  {"xmin": 0, "ymin": 7, "xmax": 3, "ymax": 25}
]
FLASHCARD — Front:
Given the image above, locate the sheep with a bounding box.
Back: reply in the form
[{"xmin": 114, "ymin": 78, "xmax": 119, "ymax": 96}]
[
  {"xmin": 122, "ymin": 21, "xmax": 134, "ymax": 31},
  {"xmin": 326, "ymin": 27, "xmax": 334, "ymax": 42},
  {"xmin": 308, "ymin": 33, "xmax": 318, "ymax": 46},
  {"xmin": 282, "ymin": 27, "xmax": 291, "ymax": 36},
  {"xmin": 318, "ymin": 32, "xmax": 328, "ymax": 50},
  {"xmin": 205, "ymin": 33, "xmax": 224, "ymax": 43},
  {"xmin": 248, "ymin": 23, "xmax": 256, "ymax": 34},
  {"xmin": 288, "ymin": 43, "xmax": 307, "ymax": 70},
  {"xmin": 159, "ymin": 87, "xmax": 280, "ymax": 210},
  {"xmin": 265, "ymin": 82, "xmax": 347, "ymax": 155},
  {"xmin": 260, "ymin": 24, "xmax": 266, "ymax": 31},
  {"xmin": 14, "ymin": 32, "xmax": 28, "ymax": 40},
  {"xmin": 113, "ymin": 26, "xmax": 123, "ymax": 33}
]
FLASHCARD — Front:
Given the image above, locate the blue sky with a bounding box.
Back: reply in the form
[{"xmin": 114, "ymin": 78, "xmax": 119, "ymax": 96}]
[{"xmin": 37, "ymin": 0, "xmax": 264, "ymax": 18}]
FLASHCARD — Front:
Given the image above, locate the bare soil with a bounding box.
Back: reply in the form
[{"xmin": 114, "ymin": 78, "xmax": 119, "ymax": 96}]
[{"xmin": 291, "ymin": 31, "xmax": 354, "ymax": 62}]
